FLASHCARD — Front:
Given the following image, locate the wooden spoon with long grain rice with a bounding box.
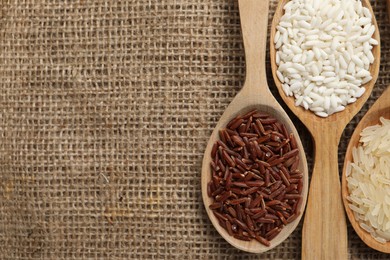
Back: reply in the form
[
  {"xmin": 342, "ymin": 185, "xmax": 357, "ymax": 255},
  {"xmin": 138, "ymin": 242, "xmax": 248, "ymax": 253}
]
[
  {"xmin": 270, "ymin": 0, "xmax": 380, "ymax": 259},
  {"xmin": 342, "ymin": 86, "xmax": 390, "ymax": 253}
]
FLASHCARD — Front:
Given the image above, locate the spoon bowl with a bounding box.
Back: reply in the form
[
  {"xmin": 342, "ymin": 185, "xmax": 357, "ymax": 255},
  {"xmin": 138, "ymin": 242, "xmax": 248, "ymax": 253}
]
[
  {"xmin": 201, "ymin": 0, "xmax": 308, "ymax": 253},
  {"xmin": 270, "ymin": 0, "xmax": 380, "ymax": 125},
  {"xmin": 342, "ymin": 86, "xmax": 390, "ymax": 253},
  {"xmin": 270, "ymin": 0, "xmax": 380, "ymax": 259}
]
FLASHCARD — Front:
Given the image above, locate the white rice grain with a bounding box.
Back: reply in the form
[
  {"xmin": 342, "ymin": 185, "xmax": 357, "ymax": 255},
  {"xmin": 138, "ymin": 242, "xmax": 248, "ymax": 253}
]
[
  {"xmin": 346, "ymin": 118, "xmax": 390, "ymax": 243},
  {"xmin": 274, "ymin": 0, "xmax": 376, "ymax": 117}
]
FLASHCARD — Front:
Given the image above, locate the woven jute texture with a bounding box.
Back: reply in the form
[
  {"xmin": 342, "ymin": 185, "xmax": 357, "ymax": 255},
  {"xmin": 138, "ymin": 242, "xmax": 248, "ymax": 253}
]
[{"xmin": 0, "ymin": 0, "xmax": 389, "ymax": 259}]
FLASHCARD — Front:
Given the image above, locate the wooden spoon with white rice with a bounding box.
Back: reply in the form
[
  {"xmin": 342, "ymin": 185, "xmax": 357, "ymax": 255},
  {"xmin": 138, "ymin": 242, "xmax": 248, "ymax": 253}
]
[{"xmin": 342, "ymin": 86, "xmax": 390, "ymax": 253}]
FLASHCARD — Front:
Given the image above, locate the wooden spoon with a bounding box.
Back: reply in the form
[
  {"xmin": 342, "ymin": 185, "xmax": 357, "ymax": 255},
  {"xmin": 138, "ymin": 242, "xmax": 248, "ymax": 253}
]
[
  {"xmin": 201, "ymin": 0, "xmax": 308, "ymax": 253},
  {"xmin": 342, "ymin": 86, "xmax": 390, "ymax": 253},
  {"xmin": 270, "ymin": 0, "xmax": 381, "ymax": 259}
]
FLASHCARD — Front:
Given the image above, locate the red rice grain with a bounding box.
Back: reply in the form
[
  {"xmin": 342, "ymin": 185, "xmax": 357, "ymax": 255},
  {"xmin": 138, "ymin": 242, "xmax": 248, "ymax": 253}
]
[{"xmin": 207, "ymin": 109, "xmax": 303, "ymax": 246}]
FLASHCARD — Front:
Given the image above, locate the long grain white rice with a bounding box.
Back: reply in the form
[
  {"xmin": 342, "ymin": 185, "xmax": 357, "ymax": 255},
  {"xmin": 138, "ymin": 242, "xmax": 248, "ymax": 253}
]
[
  {"xmin": 346, "ymin": 117, "xmax": 390, "ymax": 243},
  {"xmin": 275, "ymin": 0, "xmax": 376, "ymax": 117}
]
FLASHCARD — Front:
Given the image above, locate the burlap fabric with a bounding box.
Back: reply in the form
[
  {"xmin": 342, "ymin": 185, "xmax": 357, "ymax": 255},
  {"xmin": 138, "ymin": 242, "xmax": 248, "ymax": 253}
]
[{"xmin": 0, "ymin": 0, "xmax": 389, "ymax": 259}]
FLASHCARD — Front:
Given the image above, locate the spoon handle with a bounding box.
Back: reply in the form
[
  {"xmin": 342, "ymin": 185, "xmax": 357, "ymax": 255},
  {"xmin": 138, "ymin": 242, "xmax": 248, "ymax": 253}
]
[
  {"xmin": 238, "ymin": 0, "xmax": 269, "ymax": 92},
  {"xmin": 302, "ymin": 129, "xmax": 347, "ymax": 260}
]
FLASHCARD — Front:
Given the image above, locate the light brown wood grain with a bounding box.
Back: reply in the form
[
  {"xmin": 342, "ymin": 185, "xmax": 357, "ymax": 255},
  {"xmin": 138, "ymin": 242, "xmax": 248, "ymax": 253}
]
[
  {"xmin": 342, "ymin": 86, "xmax": 390, "ymax": 254},
  {"xmin": 201, "ymin": 0, "xmax": 308, "ymax": 253},
  {"xmin": 269, "ymin": 0, "xmax": 381, "ymax": 259}
]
